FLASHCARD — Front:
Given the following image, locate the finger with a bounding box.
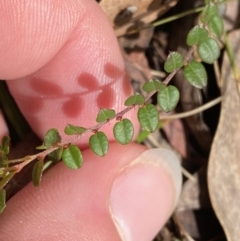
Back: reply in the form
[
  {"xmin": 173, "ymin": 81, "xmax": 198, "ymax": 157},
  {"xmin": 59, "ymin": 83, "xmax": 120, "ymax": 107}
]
[
  {"xmin": 4, "ymin": 0, "xmax": 137, "ymax": 147},
  {"xmin": 0, "ymin": 0, "xmax": 84, "ymax": 79},
  {"xmin": 0, "ymin": 144, "xmax": 182, "ymax": 241}
]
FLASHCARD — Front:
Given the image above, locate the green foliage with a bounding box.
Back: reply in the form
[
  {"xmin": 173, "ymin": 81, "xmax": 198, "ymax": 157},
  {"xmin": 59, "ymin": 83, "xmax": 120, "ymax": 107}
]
[
  {"xmin": 201, "ymin": 2, "xmax": 218, "ymax": 23},
  {"xmin": 89, "ymin": 132, "xmax": 108, "ymax": 156},
  {"xmin": 124, "ymin": 93, "xmax": 145, "ymax": 106},
  {"xmin": 0, "ymin": 189, "xmax": 6, "ymax": 214},
  {"xmin": 142, "ymin": 79, "xmax": 166, "ymax": 93},
  {"xmin": 208, "ymin": 15, "xmax": 223, "ymax": 38},
  {"xmin": 113, "ymin": 119, "xmax": 134, "ymax": 145},
  {"xmin": 138, "ymin": 104, "xmax": 159, "ymax": 132},
  {"xmin": 96, "ymin": 109, "xmax": 116, "ymax": 123},
  {"xmin": 164, "ymin": 52, "xmax": 184, "ymax": 73},
  {"xmin": 198, "ymin": 38, "xmax": 220, "ymax": 64},
  {"xmin": 0, "ymin": 171, "xmax": 16, "ymax": 190},
  {"xmin": 157, "ymin": 85, "xmax": 180, "ymax": 112},
  {"xmin": 44, "ymin": 129, "xmax": 61, "ymax": 147},
  {"xmin": 0, "ymin": 0, "xmax": 226, "ymax": 214},
  {"xmin": 64, "ymin": 124, "xmax": 86, "ymax": 135},
  {"xmin": 32, "ymin": 159, "xmax": 44, "ymax": 187},
  {"xmin": 47, "ymin": 147, "xmax": 63, "ymax": 163},
  {"xmin": 62, "ymin": 145, "xmax": 83, "ymax": 169},
  {"xmin": 183, "ymin": 61, "xmax": 207, "ymax": 88},
  {"xmin": 186, "ymin": 26, "xmax": 208, "ymax": 46}
]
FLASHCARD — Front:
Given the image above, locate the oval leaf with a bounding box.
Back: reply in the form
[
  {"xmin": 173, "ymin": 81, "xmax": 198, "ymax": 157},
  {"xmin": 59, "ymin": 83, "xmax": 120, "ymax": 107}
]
[
  {"xmin": 89, "ymin": 132, "xmax": 108, "ymax": 156},
  {"xmin": 44, "ymin": 128, "xmax": 61, "ymax": 147},
  {"xmin": 47, "ymin": 147, "xmax": 63, "ymax": 163},
  {"xmin": 137, "ymin": 104, "xmax": 159, "ymax": 132},
  {"xmin": 208, "ymin": 15, "xmax": 224, "ymax": 38},
  {"xmin": 0, "ymin": 189, "xmax": 6, "ymax": 213},
  {"xmin": 186, "ymin": 26, "xmax": 208, "ymax": 46},
  {"xmin": 124, "ymin": 93, "xmax": 145, "ymax": 106},
  {"xmin": 198, "ymin": 38, "xmax": 220, "ymax": 64},
  {"xmin": 113, "ymin": 119, "xmax": 134, "ymax": 145},
  {"xmin": 62, "ymin": 145, "xmax": 83, "ymax": 169},
  {"xmin": 96, "ymin": 109, "xmax": 116, "ymax": 123},
  {"xmin": 183, "ymin": 61, "xmax": 207, "ymax": 88},
  {"xmin": 157, "ymin": 85, "xmax": 179, "ymax": 112},
  {"xmin": 0, "ymin": 171, "xmax": 17, "ymax": 190},
  {"xmin": 142, "ymin": 79, "xmax": 166, "ymax": 93},
  {"xmin": 32, "ymin": 159, "xmax": 44, "ymax": 187},
  {"xmin": 201, "ymin": 2, "xmax": 218, "ymax": 23},
  {"xmin": 164, "ymin": 52, "xmax": 184, "ymax": 73},
  {"xmin": 64, "ymin": 124, "xmax": 87, "ymax": 135}
]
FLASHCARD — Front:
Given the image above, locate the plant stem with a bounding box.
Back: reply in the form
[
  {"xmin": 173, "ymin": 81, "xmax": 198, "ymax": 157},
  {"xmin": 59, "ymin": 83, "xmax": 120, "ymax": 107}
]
[{"xmin": 160, "ymin": 96, "xmax": 222, "ymax": 120}]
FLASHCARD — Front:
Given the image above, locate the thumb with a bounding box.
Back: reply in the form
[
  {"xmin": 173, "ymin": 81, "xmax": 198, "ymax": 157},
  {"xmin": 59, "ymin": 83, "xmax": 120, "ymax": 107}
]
[{"xmin": 0, "ymin": 144, "xmax": 182, "ymax": 241}]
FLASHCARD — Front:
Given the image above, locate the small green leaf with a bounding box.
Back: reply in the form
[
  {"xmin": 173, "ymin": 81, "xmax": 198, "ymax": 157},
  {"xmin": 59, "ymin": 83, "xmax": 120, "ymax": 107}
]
[
  {"xmin": 64, "ymin": 124, "xmax": 87, "ymax": 135},
  {"xmin": 198, "ymin": 38, "xmax": 220, "ymax": 64},
  {"xmin": 201, "ymin": 2, "xmax": 218, "ymax": 23},
  {"xmin": 113, "ymin": 119, "xmax": 134, "ymax": 145},
  {"xmin": 62, "ymin": 145, "xmax": 83, "ymax": 169},
  {"xmin": 44, "ymin": 128, "xmax": 61, "ymax": 147},
  {"xmin": 1, "ymin": 136, "xmax": 10, "ymax": 154},
  {"xmin": 96, "ymin": 109, "xmax": 116, "ymax": 123},
  {"xmin": 137, "ymin": 104, "xmax": 159, "ymax": 132},
  {"xmin": 124, "ymin": 93, "xmax": 145, "ymax": 106},
  {"xmin": 157, "ymin": 85, "xmax": 179, "ymax": 112},
  {"xmin": 164, "ymin": 52, "xmax": 184, "ymax": 73},
  {"xmin": 36, "ymin": 145, "xmax": 46, "ymax": 150},
  {"xmin": 186, "ymin": 26, "xmax": 208, "ymax": 46},
  {"xmin": 142, "ymin": 79, "xmax": 166, "ymax": 93},
  {"xmin": 47, "ymin": 147, "xmax": 63, "ymax": 163},
  {"xmin": 136, "ymin": 130, "xmax": 150, "ymax": 143},
  {"xmin": 0, "ymin": 189, "xmax": 6, "ymax": 213},
  {"xmin": 89, "ymin": 132, "xmax": 108, "ymax": 156},
  {"xmin": 0, "ymin": 171, "xmax": 17, "ymax": 190},
  {"xmin": 32, "ymin": 159, "xmax": 44, "ymax": 187},
  {"xmin": 183, "ymin": 61, "xmax": 207, "ymax": 88},
  {"xmin": 43, "ymin": 160, "xmax": 53, "ymax": 171},
  {"xmin": 208, "ymin": 15, "xmax": 224, "ymax": 38},
  {"xmin": 136, "ymin": 121, "xmax": 165, "ymax": 143}
]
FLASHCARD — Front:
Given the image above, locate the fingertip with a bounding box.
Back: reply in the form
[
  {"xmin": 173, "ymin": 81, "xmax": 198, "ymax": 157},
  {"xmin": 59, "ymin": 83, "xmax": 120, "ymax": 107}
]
[
  {"xmin": 109, "ymin": 148, "xmax": 182, "ymax": 241},
  {"xmin": 0, "ymin": 144, "xmax": 181, "ymax": 241},
  {"xmin": 0, "ymin": 0, "xmax": 86, "ymax": 79}
]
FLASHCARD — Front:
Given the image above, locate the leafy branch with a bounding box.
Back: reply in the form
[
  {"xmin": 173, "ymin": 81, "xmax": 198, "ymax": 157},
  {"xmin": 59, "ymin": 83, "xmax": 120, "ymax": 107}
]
[{"xmin": 0, "ymin": 0, "xmax": 225, "ymax": 213}]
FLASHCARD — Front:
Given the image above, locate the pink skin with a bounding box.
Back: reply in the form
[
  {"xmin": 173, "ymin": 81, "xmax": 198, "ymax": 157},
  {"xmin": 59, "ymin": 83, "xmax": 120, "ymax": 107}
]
[{"xmin": 0, "ymin": 0, "xmax": 180, "ymax": 240}]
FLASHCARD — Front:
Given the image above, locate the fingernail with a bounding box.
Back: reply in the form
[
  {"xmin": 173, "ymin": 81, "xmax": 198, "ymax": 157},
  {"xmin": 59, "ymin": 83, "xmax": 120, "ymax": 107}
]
[{"xmin": 109, "ymin": 148, "xmax": 182, "ymax": 241}]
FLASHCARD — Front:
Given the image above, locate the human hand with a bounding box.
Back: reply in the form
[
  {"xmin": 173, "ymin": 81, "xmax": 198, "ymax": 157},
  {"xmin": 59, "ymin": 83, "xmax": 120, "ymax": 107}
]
[{"xmin": 0, "ymin": 0, "xmax": 182, "ymax": 240}]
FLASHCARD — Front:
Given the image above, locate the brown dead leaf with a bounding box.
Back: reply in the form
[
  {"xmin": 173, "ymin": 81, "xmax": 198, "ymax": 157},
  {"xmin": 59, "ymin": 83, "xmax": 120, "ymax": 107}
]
[
  {"xmin": 99, "ymin": 0, "xmax": 178, "ymax": 36},
  {"xmin": 178, "ymin": 166, "xmax": 211, "ymax": 211},
  {"xmin": 208, "ymin": 30, "xmax": 240, "ymax": 241},
  {"xmin": 163, "ymin": 118, "xmax": 187, "ymax": 158},
  {"xmin": 223, "ymin": 1, "xmax": 240, "ymax": 32}
]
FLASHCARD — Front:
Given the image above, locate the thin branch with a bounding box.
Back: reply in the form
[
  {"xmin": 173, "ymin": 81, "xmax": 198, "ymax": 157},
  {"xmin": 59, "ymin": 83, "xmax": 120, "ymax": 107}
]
[
  {"xmin": 160, "ymin": 96, "xmax": 222, "ymax": 120},
  {"xmin": 0, "ymin": 47, "xmax": 195, "ymax": 189}
]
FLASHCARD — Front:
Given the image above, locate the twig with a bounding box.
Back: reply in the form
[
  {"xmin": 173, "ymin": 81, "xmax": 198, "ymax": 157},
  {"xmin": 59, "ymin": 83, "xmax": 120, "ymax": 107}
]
[
  {"xmin": 160, "ymin": 96, "xmax": 222, "ymax": 120},
  {"xmin": 1, "ymin": 47, "xmax": 195, "ymax": 188}
]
